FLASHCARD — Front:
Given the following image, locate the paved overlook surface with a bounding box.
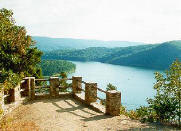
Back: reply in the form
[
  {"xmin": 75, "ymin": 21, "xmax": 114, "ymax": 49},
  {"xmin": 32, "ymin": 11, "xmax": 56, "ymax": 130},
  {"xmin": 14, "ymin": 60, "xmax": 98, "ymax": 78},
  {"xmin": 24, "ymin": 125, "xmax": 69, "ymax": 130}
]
[{"xmin": 0, "ymin": 97, "xmax": 179, "ymax": 131}]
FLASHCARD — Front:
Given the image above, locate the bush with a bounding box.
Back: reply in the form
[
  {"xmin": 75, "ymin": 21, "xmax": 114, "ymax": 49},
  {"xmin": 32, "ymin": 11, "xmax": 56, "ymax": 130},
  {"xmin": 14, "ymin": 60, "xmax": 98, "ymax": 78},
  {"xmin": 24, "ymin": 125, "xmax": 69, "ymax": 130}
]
[
  {"xmin": 130, "ymin": 60, "xmax": 181, "ymax": 126},
  {"xmin": 120, "ymin": 105, "xmax": 128, "ymax": 116},
  {"xmin": 106, "ymin": 83, "xmax": 117, "ymax": 91},
  {"xmin": 135, "ymin": 106, "xmax": 157, "ymax": 123}
]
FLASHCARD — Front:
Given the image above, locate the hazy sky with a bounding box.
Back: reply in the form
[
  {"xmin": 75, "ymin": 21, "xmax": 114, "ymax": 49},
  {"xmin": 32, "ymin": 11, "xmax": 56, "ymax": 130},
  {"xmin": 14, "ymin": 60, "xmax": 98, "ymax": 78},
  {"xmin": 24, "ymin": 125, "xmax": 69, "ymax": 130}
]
[{"xmin": 1, "ymin": 0, "xmax": 181, "ymax": 43}]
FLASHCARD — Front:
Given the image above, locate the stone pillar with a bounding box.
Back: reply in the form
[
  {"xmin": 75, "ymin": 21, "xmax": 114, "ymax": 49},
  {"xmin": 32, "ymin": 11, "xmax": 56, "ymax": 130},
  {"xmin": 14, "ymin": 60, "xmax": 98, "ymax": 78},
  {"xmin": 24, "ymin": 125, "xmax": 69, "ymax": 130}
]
[
  {"xmin": 85, "ymin": 83, "xmax": 97, "ymax": 104},
  {"xmin": 50, "ymin": 77, "xmax": 60, "ymax": 97},
  {"xmin": 0, "ymin": 84, "xmax": 4, "ymax": 112},
  {"xmin": 106, "ymin": 90, "xmax": 121, "ymax": 116},
  {"xmin": 20, "ymin": 78, "xmax": 29, "ymax": 97},
  {"xmin": 14, "ymin": 84, "xmax": 21, "ymax": 101},
  {"xmin": 27, "ymin": 77, "xmax": 35, "ymax": 100},
  {"xmin": 72, "ymin": 77, "xmax": 82, "ymax": 94}
]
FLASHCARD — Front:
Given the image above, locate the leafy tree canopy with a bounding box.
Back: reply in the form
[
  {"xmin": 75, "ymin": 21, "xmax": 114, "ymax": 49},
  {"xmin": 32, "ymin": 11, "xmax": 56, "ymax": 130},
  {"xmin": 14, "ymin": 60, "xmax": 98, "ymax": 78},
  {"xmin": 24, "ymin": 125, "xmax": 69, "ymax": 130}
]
[
  {"xmin": 133, "ymin": 60, "xmax": 181, "ymax": 126},
  {"xmin": 148, "ymin": 60, "xmax": 181, "ymax": 124},
  {"xmin": 0, "ymin": 8, "xmax": 42, "ymax": 89}
]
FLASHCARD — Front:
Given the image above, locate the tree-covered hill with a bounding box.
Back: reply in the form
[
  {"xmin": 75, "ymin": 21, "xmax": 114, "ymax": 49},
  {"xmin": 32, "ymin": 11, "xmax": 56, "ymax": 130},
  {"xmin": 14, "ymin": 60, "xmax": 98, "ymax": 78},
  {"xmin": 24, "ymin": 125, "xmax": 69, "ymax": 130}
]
[
  {"xmin": 40, "ymin": 60, "xmax": 76, "ymax": 76},
  {"xmin": 42, "ymin": 47, "xmax": 115, "ymax": 61},
  {"xmin": 33, "ymin": 36, "xmax": 146, "ymax": 51},
  {"xmin": 108, "ymin": 41, "xmax": 181, "ymax": 69},
  {"xmin": 98, "ymin": 44, "xmax": 158, "ymax": 62},
  {"xmin": 42, "ymin": 44, "xmax": 158, "ymax": 62},
  {"xmin": 42, "ymin": 40, "xmax": 181, "ymax": 70}
]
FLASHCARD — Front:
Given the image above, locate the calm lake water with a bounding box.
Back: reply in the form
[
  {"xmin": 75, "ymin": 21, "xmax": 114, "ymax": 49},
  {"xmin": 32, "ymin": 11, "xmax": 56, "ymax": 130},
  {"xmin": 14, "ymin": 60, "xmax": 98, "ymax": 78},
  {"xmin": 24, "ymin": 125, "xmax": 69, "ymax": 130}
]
[{"xmin": 69, "ymin": 61, "xmax": 162, "ymax": 110}]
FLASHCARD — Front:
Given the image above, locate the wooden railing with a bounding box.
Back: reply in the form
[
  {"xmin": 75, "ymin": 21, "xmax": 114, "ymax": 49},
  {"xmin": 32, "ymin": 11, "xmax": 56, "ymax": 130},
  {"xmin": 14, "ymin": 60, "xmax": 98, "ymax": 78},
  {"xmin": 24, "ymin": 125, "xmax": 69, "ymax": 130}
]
[
  {"xmin": 72, "ymin": 76, "xmax": 121, "ymax": 116},
  {"xmin": 0, "ymin": 76, "xmax": 121, "ymax": 116}
]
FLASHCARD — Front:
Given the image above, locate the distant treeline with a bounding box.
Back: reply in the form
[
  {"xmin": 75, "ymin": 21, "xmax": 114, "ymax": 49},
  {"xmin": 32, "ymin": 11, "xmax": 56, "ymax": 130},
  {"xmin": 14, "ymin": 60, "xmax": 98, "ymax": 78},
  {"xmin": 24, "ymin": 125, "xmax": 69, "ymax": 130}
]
[
  {"xmin": 42, "ymin": 41, "xmax": 181, "ymax": 70},
  {"xmin": 33, "ymin": 36, "xmax": 145, "ymax": 51},
  {"xmin": 40, "ymin": 60, "xmax": 76, "ymax": 76}
]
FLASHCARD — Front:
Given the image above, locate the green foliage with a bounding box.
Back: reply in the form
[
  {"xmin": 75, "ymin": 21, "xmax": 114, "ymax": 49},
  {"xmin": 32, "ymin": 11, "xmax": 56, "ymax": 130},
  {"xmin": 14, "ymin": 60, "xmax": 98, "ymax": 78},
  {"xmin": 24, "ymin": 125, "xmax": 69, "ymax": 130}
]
[
  {"xmin": 59, "ymin": 72, "xmax": 71, "ymax": 92},
  {"xmin": 60, "ymin": 72, "xmax": 67, "ymax": 79},
  {"xmin": 0, "ymin": 70, "xmax": 22, "ymax": 90},
  {"xmin": 135, "ymin": 106, "xmax": 156, "ymax": 123},
  {"xmin": 120, "ymin": 106, "xmax": 156, "ymax": 123},
  {"xmin": 42, "ymin": 47, "xmax": 115, "ymax": 61},
  {"xmin": 0, "ymin": 8, "xmax": 42, "ymax": 89},
  {"xmin": 148, "ymin": 60, "xmax": 181, "ymax": 124},
  {"xmin": 40, "ymin": 60, "xmax": 76, "ymax": 76},
  {"xmin": 134, "ymin": 60, "xmax": 181, "ymax": 126},
  {"xmin": 120, "ymin": 105, "xmax": 128, "ymax": 115},
  {"xmin": 147, "ymin": 94, "xmax": 178, "ymax": 121},
  {"xmin": 120, "ymin": 106, "xmax": 140, "ymax": 120},
  {"xmin": 106, "ymin": 83, "xmax": 117, "ymax": 91}
]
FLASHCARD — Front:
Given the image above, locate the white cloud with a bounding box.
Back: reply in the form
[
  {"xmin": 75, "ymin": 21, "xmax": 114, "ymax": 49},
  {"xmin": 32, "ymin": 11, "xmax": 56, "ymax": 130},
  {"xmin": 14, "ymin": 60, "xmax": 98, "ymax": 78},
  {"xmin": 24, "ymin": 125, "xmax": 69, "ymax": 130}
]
[{"xmin": 0, "ymin": 0, "xmax": 181, "ymax": 43}]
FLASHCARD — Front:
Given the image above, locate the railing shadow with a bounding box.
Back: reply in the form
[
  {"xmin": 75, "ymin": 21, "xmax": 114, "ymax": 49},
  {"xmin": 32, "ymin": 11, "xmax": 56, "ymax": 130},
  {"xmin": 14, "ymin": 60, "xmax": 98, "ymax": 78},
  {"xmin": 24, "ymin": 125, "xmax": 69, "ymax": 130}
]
[
  {"xmin": 22, "ymin": 95, "xmax": 112, "ymax": 122},
  {"xmin": 82, "ymin": 114, "xmax": 112, "ymax": 122}
]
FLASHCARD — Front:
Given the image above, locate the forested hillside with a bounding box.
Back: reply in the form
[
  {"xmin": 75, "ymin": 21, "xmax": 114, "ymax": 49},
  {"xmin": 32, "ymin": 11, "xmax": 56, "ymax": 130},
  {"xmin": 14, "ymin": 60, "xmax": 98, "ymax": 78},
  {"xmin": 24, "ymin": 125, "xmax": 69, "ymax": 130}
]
[
  {"xmin": 42, "ymin": 47, "xmax": 115, "ymax": 61},
  {"xmin": 108, "ymin": 41, "xmax": 181, "ymax": 69},
  {"xmin": 33, "ymin": 36, "xmax": 145, "ymax": 51},
  {"xmin": 40, "ymin": 60, "xmax": 76, "ymax": 76},
  {"xmin": 42, "ymin": 41, "xmax": 181, "ymax": 70}
]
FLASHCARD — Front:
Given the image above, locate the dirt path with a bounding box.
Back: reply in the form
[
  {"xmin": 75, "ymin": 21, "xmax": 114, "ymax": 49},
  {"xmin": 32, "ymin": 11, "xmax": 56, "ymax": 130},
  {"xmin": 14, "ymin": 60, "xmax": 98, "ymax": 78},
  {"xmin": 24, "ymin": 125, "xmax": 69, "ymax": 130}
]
[{"xmin": 0, "ymin": 97, "xmax": 179, "ymax": 131}]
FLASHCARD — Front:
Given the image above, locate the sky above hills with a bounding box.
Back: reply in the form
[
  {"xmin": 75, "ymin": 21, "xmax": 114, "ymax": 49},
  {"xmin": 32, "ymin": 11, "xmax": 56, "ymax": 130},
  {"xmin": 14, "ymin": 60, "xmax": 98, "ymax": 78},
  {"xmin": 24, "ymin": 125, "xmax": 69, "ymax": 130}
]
[{"xmin": 1, "ymin": 0, "xmax": 181, "ymax": 43}]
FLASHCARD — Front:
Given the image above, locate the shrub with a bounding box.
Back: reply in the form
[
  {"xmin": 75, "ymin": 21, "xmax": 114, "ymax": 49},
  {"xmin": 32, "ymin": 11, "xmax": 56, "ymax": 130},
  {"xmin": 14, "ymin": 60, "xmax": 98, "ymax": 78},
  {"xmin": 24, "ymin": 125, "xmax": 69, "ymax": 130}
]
[{"xmin": 106, "ymin": 83, "xmax": 117, "ymax": 91}]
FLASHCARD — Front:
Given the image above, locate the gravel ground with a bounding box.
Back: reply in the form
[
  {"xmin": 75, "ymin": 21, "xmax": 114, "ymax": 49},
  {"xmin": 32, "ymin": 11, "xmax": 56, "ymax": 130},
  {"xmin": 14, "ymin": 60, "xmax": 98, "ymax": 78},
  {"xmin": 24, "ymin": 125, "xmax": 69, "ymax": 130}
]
[{"xmin": 0, "ymin": 97, "xmax": 180, "ymax": 131}]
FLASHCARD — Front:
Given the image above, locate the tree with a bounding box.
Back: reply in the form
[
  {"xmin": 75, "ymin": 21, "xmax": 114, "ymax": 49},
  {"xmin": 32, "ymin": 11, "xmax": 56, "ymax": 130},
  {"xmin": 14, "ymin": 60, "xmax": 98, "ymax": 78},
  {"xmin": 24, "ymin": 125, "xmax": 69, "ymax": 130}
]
[
  {"xmin": 0, "ymin": 8, "xmax": 42, "ymax": 89},
  {"xmin": 148, "ymin": 59, "xmax": 181, "ymax": 125}
]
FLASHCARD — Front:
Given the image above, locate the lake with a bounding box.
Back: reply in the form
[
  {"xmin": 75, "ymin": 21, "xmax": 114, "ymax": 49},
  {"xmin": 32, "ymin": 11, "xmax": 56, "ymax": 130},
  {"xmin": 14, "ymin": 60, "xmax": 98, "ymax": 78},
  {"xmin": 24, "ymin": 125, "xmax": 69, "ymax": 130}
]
[{"xmin": 69, "ymin": 61, "xmax": 162, "ymax": 110}]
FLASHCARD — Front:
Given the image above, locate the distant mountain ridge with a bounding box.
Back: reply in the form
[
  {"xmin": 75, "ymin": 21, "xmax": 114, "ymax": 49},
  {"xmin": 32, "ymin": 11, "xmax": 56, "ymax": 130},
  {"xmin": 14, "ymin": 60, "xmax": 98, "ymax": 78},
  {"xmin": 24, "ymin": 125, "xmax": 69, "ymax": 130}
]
[
  {"xmin": 42, "ymin": 40, "xmax": 181, "ymax": 70},
  {"xmin": 32, "ymin": 36, "xmax": 146, "ymax": 51}
]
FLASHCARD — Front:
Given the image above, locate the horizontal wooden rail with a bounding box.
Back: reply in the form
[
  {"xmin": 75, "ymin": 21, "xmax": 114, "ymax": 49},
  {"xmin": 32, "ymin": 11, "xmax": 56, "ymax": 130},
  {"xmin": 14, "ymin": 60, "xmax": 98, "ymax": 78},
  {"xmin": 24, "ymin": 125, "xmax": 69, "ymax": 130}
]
[
  {"xmin": 77, "ymin": 87, "xmax": 85, "ymax": 92},
  {"xmin": 96, "ymin": 87, "xmax": 107, "ymax": 94},
  {"xmin": 3, "ymin": 94, "xmax": 10, "ymax": 98},
  {"xmin": 20, "ymin": 80, "xmax": 26, "ymax": 83},
  {"xmin": 96, "ymin": 96, "xmax": 105, "ymax": 101},
  {"xmin": 59, "ymin": 78, "xmax": 72, "ymax": 81},
  {"xmin": 81, "ymin": 81, "xmax": 87, "ymax": 84},
  {"xmin": 20, "ymin": 89, "xmax": 26, "ymax": 92},
  {"xmin": 75, "ymin": 79, "xmax": 107, "ymax": 93},
  {"xmin": 35, "ymin": 79, "xmax": 49, "ymax": 81}
]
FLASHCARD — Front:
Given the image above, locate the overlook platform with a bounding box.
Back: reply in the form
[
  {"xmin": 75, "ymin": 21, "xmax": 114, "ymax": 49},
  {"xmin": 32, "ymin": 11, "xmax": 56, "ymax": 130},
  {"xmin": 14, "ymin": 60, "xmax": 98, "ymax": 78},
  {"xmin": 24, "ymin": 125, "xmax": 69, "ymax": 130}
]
[
  {"xmin": 1, "ymin": 95, "xmax": 149, "ymax": 131},
  {"xmin": 1, "ymin": 77, "xmax": 178, "ymax": 130}
]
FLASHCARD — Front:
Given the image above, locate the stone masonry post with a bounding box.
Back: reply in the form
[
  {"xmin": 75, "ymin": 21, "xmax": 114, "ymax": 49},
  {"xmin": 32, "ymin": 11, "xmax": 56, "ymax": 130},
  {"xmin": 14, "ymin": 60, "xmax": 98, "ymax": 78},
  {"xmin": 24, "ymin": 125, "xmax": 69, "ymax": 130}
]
[
  {"xmin": 14, "ymin": 84, "xmax": 21, "ymax": 102},
  {"xmin": 106, "ymin": 90, "xmax": 121, "ymax": 116},
  {"xmin": 50, "ymin": 77, "xmax": 60, "ymax": 97},
  {"xmin": 85, "ymin": 83, "xmax": 97, "ymax": 104},
  {"xmin": 0, "ymin": 83, "xmax": 4, "ymax": 112},
  {"xmin": 21, "ymin": 78, "xmax": 29, "ymax": 97},
  {"xmin": 72, "ymin": 77, "xmax": 82, "ymax": 94},
  {"xmin": 27, "ymin": 77, "xmax": 35, "ymax": 100}
]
